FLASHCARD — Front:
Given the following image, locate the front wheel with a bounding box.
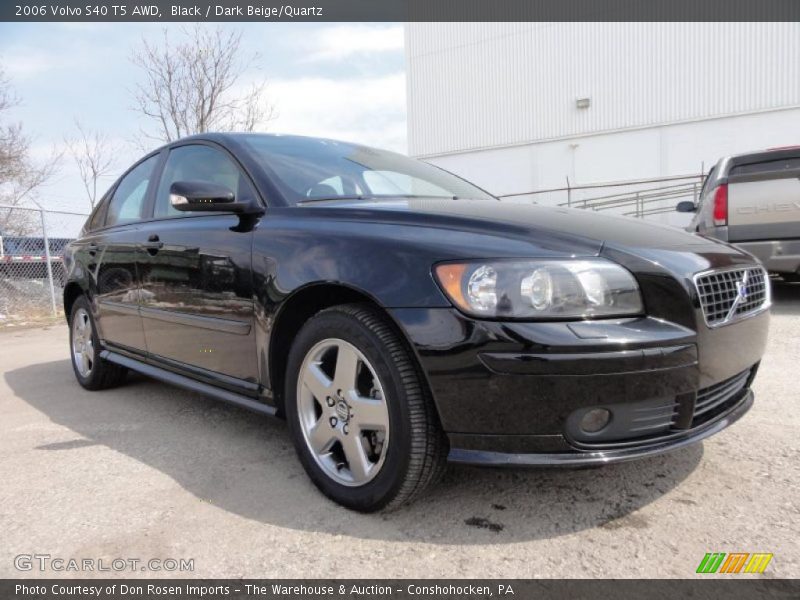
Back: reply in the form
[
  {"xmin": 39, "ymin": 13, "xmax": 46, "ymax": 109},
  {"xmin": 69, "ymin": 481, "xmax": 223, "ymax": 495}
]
[{"xmin": 285, "ymin": 304, "xmax": 447, "ymax": 512}]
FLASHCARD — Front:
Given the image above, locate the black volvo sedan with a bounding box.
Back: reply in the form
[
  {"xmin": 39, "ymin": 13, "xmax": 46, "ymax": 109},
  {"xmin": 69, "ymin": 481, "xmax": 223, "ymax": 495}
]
[{"xmin": 63, "ymin": 133, "xmax": 770, "ymax": 511}]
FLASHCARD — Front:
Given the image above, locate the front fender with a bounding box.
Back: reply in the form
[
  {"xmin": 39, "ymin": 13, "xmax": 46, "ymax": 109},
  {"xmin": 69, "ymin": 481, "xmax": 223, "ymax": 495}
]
[{"xmin": 252, "ymin": 216, "xmax": 454, "ymax": 309}]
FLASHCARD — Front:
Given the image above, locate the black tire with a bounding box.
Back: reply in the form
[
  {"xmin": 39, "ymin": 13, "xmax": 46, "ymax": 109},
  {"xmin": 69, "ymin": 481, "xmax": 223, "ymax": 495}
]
[
  {"xmin": 285, "ymin": 303, "xmax": 448, "ymax": 512},
  {"xmin": 69, "ymin": 295, "xmax": 127, "ymax": 390}
]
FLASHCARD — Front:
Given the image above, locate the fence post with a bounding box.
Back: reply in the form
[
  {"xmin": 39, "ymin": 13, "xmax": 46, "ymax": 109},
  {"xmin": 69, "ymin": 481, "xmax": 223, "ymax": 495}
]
[{"xmin": 39, "ymin": 209, "xmax": 58, "ymax": 316}]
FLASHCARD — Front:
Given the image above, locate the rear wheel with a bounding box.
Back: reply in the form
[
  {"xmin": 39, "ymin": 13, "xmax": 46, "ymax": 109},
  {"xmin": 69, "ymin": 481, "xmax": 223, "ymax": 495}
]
[
  {"xmin": 285, "ymin": 304, "xmax": 447, "ymax": 512},
  {"xmin": 69, "ymin": 296, "xmax": 127, "ymax": 390}
]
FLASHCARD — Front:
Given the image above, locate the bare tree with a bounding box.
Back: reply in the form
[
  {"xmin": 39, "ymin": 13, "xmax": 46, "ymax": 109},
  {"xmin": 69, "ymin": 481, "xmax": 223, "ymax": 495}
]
[
  {"xmin": 131, "ymin": 25, "xmax": 276, "ymax": 143},
  {"xmin": 0, "ymin": 68, "xmax": 60, "ymax": 236},
  {"xmin": 65, "ymin": 120, "xmax": 119, "ymax": 210}
]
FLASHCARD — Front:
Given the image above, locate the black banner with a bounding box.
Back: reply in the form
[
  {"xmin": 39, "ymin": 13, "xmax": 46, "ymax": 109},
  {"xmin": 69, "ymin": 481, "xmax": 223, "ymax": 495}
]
[
  {"xmin": 3, "ymin": 580, "xmax": 800, "ymax": 600},
  {"xmin": 3, "ymin": 0, "xmax": 800, "ymax": 22}
]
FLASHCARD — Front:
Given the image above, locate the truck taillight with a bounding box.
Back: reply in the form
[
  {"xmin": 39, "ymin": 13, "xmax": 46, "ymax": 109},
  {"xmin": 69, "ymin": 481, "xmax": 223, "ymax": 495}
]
[{"xmin": 712, "ymin": 184, "xmax": 728, "ymax": 227}]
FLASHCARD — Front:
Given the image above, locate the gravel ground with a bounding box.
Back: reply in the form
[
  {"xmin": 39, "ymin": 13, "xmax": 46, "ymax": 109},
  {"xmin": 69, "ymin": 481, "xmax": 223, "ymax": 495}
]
[{"xmin": 0, "ymin": 283, "xmax": 798, "ymax": 579}]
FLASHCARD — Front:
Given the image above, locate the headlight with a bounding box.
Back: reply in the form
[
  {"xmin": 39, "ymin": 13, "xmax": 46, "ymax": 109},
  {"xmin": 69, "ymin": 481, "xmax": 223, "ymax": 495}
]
[{"xmin": 434, "ymin": 259, "xmax": 643, "ymax": 319}]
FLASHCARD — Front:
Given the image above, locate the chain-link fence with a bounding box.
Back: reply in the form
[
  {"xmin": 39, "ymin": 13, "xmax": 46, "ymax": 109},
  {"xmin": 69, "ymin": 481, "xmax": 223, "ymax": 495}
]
[{"xmin": 0, "ymin": 204, "xmax": 88, "ymax": 326}]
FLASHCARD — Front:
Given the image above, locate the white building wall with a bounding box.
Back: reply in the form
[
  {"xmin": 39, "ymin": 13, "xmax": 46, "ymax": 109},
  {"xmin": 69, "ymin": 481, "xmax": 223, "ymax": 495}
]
[
  {"xmin": 427, "ymin": 108, "xmax": 800, "ymax": 195},
  {"xmin": 405, "ymin": 23, "xmax": 800, "ymax": 225},
  {"xmin": 427, "ymin": 108, "xmax": 800, "ymax": 226},
  {"xmin": 406, "ymin": 23, "xmax": 800, "ymax": 158}
]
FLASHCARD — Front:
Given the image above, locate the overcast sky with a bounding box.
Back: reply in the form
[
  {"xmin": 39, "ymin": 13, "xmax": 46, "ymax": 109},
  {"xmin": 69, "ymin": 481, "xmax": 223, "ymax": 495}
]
[{"xmin": 0, "ymin": 22, "xmax": 406, "ymax": 213}]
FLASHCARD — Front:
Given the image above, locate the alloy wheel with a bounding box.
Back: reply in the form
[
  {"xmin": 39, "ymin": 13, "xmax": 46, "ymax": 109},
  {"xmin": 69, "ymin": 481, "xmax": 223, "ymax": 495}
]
[
  {"xmin": 296, "ymin": 338, "xmax": 390, "ymax": 487},
  {"xmin": 71, "ymin": 307, "xmax": 94, "ymax": 378}
]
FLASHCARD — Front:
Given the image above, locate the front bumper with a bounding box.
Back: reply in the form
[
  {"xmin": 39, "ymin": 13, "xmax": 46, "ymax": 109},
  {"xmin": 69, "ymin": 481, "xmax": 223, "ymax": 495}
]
[
  {"xmin": 448, "ymin": 389, "xmax": 753, "ymax": 466},
  {"xmin": 389, "ymin": 306, "xmax": 768, "ymax": 465}
]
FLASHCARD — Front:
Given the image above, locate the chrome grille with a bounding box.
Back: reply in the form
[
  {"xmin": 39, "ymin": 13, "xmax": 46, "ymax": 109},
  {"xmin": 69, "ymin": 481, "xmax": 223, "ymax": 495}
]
[
  {"xmin": 692, "ymin": 368, "xmax": 753, "ymax": 426},
  {"xmin": 694, "ymin": 266, "xmax": 769, "ymax": 327}
]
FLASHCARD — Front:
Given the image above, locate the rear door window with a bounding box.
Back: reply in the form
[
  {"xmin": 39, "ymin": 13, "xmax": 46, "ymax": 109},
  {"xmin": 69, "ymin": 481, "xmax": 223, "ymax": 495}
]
[
  {"xmin": 730, "ymin": 157, "xmax": 800, "ymax": 177},
  {"xmin": 105, "ymin": 155, "xmax": 159, "ymax": 227},
  {"xmin": 86, "ymin": 195, "xmax": 110, "ymax": 231},
  {"xmin": 699, "ymin": 166, "xmax": 716, "ymax": 199}
]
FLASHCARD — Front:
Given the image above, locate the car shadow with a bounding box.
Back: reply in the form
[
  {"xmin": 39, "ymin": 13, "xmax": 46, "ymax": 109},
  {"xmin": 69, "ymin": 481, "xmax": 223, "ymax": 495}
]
[
  {"xmin": 770, "ymin": 280, "xmax": 800, "ymax": 316},
  {"xmin": 6, "ymin": 359, "xmax": 702, "ymax": 544}
]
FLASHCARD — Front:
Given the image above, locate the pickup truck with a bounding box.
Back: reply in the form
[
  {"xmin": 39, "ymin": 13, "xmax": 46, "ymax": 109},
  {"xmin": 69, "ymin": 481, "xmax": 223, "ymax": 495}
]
[
  {"xmin": 678, "ymin": 147, "xmax": 800, "ymax": 281},
  {"xmin": 0, "ymin": 235, "xmax": 70, "ymax": 284}
]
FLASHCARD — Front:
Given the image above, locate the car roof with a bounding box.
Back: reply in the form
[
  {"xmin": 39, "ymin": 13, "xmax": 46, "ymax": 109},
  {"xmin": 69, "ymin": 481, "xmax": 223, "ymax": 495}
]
[
  {"xmin": 170, "ymin": 132, "xmax": 363, "ymax": 149},
  {"xmin": 717, "ymin": 146, "xmax": 800, "ymax": 174}
]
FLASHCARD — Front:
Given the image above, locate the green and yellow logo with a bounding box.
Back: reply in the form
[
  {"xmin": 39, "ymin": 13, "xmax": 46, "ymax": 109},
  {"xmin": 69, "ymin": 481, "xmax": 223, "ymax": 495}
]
[{"xmin": 696, "ymin": 552, "xmax": 773, "ymax": 574}]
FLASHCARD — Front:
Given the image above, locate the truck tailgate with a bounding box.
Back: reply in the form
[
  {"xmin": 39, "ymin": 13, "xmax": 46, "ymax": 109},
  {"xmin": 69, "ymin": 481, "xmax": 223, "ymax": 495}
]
[{"xmin": 727, "ymin": 164, "xmax": 800, "ymax": 242}]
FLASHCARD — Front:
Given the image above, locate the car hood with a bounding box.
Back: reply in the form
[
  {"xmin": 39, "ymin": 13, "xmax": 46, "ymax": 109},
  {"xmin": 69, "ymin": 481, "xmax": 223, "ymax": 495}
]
[{"xmin": 301, "ymin": 198, "xmax": 723, "ymax": 253}]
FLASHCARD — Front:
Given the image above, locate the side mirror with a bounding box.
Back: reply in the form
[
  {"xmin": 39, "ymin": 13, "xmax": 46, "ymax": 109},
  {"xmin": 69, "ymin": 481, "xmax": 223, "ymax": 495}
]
[
  {"xmin": 169, "ymin": 181, "xmax": 260, "ymax": 214},
  {"xmin": 676, "ymin": 200, "xmax": 697, "ymax": 213}
]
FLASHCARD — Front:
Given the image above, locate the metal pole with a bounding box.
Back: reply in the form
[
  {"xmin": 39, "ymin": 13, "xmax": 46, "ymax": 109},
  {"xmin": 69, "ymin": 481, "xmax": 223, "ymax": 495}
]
[
  {"xmin": 566, "ymin": 176, "xmax": 572, "ymax": 208},
  {"xmin": 40, "ymin": 209, "xmax": 57, "ymax": 316}
]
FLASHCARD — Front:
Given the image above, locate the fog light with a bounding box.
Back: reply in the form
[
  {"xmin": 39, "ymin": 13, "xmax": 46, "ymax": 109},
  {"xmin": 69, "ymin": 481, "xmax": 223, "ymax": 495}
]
[{"xmin": 580, "ymin": 408, "xmax": 611, "ymax": 433}]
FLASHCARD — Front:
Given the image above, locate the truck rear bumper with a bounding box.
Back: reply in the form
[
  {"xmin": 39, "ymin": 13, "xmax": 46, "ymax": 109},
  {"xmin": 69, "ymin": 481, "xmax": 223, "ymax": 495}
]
[{"xmin": 736, "ymin": 239, "xmax": 800, "ymax": 275}]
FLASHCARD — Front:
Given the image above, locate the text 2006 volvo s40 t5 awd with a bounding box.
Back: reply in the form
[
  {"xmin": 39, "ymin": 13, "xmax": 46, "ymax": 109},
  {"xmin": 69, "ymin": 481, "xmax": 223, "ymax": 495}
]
[{"xmin": 63, "ymin": 134, "xmax": 770, "ymax": 511}]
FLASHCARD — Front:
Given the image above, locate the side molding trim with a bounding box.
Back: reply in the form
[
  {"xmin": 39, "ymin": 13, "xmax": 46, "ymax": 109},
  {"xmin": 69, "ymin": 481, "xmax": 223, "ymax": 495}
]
[
  {"xmin": 98, "ymin": 300, "xmax": 251, "ymax": 335},
  {"xmin": 139, "ymin": 306, "xmax": 252, "ymax": 335},
  {"xmin": 97, "ymin": 300, "xmax": 140, "ymax": 317}
]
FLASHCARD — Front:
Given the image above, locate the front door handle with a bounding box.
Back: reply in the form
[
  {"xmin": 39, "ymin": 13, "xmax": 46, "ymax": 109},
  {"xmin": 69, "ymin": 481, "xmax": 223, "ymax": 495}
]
[{"xmin": 141, "ymin": 234, "xmax": 163, "ymax": 253}]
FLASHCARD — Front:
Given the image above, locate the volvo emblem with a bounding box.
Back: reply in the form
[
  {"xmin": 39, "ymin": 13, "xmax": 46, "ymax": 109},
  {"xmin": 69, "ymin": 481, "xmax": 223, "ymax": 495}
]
[
  {"xmin": 725, "ymin": 270, "xmax": 750, "ymax": 322},
  {"xmin": 335, "ymin": 400, "xmax": 350, "ymax": 422},
  {"xmin": 736, "ymin": 279, "xmax": 748, "ymax": 300}
]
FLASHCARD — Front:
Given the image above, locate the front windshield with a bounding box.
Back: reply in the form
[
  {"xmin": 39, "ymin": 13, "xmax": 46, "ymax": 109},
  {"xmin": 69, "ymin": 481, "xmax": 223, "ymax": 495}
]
[{"xmin": 240, "ymin": 135, "xmax": 496, "ymax": 205}]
